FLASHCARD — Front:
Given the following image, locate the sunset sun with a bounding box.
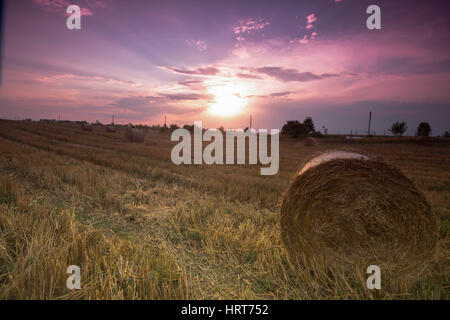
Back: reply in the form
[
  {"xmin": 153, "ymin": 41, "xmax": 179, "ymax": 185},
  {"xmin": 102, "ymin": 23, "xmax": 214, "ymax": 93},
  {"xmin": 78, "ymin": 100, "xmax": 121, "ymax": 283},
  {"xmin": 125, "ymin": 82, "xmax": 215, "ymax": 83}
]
[{"xmin": 208, "ymin": 84, "xmax": 247, "ymax": 117}]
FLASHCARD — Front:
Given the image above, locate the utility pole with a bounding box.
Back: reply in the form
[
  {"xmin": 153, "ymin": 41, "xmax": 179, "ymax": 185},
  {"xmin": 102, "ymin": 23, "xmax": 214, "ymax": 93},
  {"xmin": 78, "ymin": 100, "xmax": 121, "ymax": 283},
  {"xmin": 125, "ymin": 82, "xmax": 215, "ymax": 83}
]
[
  {"xmin": 368, "ymin": 111, "xmax": 372, "ymax": 136},
  {"xmin": 249, "ymin": 115, "xmax": 252, "ymax": 130},
  {"xmin": 164, "ymin": 116, "xmax": 167, "ymax": 127},
  {"xmin": 112, "ymin": 113, "xmax": 115, "ymax": 125}
]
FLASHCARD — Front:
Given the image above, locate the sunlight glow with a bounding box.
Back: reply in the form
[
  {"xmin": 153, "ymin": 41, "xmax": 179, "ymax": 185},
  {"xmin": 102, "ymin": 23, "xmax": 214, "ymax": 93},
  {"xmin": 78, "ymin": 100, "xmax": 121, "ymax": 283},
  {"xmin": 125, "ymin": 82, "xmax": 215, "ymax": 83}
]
[{"xmin": 208, "ymin": 84, "xmax": 247, "ymax": 117}]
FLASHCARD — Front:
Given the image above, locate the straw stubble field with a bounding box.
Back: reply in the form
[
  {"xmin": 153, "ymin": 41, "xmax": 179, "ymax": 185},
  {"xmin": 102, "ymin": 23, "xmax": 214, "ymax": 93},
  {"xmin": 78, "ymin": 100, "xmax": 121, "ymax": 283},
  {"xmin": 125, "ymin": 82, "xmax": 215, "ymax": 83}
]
[{"xmin": 0, "ymin": 119, "xmax": 448, "ymax": 299}]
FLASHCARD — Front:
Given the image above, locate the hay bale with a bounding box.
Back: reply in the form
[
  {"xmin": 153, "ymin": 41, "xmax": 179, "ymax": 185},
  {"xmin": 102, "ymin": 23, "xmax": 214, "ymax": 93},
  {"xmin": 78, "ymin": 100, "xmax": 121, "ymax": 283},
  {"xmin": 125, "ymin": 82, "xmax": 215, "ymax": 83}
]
[
  {"xmin": 106, "ymin": 125, "xmax": 116, "ymax": 133},
  {"xmin": 280, "ymin": 151, "xmax": 438, "ymax": 287},
  {"xmin": 304, "ymin": 137, "xmax": 317, "ymax": 147},
  {"xmin": 81, "ymin": 123, "xmax": 92, "ymax": 131},
  {"xmin": 124, "ymin": 127, "xmax": 144, "ymax": 143}
]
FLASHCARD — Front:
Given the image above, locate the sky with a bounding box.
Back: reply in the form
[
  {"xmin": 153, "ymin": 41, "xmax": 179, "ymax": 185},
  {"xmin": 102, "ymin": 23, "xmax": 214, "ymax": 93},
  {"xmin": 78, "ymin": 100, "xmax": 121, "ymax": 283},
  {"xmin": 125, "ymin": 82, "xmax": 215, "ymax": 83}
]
[{"xmin": 0, "ymin": 0, "xmax": 449, "ymax": 135}]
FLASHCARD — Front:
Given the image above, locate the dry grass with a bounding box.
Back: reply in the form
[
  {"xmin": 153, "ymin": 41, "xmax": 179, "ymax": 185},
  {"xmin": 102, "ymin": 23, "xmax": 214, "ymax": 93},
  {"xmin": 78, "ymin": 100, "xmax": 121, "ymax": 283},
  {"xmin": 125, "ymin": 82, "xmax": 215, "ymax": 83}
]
[
  {"xmin": 0, "ymin": 173, "xmax": 188, "ymax": 299},
  {"xmin": 124, "ymin": 127, "xmax": 144, "ymax": 143},
  {"xmin": 0, "ymin": 119, "xmax": 448, "ymax": 299},
  {"xmin": 304, "ymin": 137, "xmax": 317, "ymax": 147}
]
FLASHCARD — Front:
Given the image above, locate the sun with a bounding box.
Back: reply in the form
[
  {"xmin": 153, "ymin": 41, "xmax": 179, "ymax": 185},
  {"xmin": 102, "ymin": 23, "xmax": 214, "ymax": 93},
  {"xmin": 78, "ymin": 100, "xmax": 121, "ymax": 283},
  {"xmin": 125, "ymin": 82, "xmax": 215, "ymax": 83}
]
[{"xmin": 208, "ymin": 84, "xmax": 247, "ymax": 117}]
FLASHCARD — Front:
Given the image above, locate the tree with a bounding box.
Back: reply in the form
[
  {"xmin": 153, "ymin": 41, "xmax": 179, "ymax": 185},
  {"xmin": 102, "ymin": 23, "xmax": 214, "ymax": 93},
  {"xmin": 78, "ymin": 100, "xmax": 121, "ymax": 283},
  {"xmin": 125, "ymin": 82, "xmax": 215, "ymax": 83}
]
[
  {"xmin": 416, "ymin": 122, "xmax": 431, "ymax": 137},
  {"xmin": 282, "ymin": 117, "xmax": 316, "ymax": 139},
  {"xmin": 444, "ymin": 131, "xmax": 450, "ymax": 138},
  {"xmin": 303, "ymin": 117, "xmax": 315, "ymax": 135},
  {"xmin": 183, "ymin": 124, "xmax": 194, "ymax": 133},
  {"xmin": 389, "ymin": 121, "xmax": 407, "ymax": 136},
  {"xmin": 169, "ymin": 124, "xmax": 179, "ymax": 132},
  {"xmin": 282, "ymin": 120, "xmax": 307, "ymax": 138}
]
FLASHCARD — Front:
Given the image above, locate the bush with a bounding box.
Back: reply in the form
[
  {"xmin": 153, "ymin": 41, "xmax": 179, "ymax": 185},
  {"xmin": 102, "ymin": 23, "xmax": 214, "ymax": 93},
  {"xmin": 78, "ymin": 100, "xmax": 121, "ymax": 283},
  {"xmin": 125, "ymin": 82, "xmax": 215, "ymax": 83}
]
[
  {"xmin": 416, "ymin": 122, "xmax": 431, "ymax": 137},
  {"xmin": 389, "ymin": 121, "xmax": 408, "ymax": 136},
  {"xmin": 282, "ymin": 117, "xmax": 317, "ymax": 138},
  {"xmin": 169, "ymin": 124, "xmax": 179, "ymax": 132}
]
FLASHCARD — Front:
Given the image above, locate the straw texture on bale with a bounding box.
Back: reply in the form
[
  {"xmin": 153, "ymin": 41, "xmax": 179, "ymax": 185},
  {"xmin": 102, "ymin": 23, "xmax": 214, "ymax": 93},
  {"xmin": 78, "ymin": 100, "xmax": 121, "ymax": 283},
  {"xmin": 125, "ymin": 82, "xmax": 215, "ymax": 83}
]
[
  {"xmin": 280, "ymin": 151, "xmax": 438, "ymax": 287},
  {"xmin": 304, "ymin": 137, "xmax": 317, "ymax": 147},
  {"xmin": 124, "ymin": 127, "xmax": 144, "ymax": 143},
  {"xmin": 106, "ymin": 125, "xmax": 116, "ymax": 133},
  {"xmin": 81, "ymin": 123, "xmax": 92, "ymax": 131}
]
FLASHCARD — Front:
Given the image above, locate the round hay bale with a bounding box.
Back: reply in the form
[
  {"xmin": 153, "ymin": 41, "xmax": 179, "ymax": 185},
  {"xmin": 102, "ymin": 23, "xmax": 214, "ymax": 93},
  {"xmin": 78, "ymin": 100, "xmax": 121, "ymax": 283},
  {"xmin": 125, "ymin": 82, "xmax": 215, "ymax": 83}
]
[
  {"xmin": 280, "ymin": 151, "xmax": 438, "ymax": 287},
  {"xmin": 304, "ymin": 137, "xmax": 317, "ymax": 147},
  {"xmin": 124, "ymin": 127, "xmax": 144, "ymax": 143},
  {"xmin": 106, "ymin": 125, "xmax": 116, "ymax": 133},
  {"xmin": 81, "ymin": 123, "xmax": 92, "ymax": 131}
]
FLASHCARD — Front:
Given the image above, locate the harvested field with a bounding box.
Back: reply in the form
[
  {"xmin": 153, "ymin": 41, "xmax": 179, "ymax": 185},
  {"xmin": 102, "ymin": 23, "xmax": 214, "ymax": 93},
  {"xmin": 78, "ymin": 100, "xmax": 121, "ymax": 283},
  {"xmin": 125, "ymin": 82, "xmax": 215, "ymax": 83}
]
[{"xmin": 0, "ymin": 119, "xmax": 448, "ymax": 299}]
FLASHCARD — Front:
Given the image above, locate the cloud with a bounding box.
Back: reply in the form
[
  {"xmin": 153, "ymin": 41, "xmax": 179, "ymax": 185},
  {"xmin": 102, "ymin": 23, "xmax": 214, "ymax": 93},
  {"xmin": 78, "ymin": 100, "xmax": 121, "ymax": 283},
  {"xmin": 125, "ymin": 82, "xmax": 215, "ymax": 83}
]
[
  {"xmin": 270, "ymin": 91, "xmax": 293, "ymax": 97},
  {"xmin": 307, "ymin": 14, "xmax": 317, "ymax": 24},
  {"xmin": 254, "ymin": 67, "xmax": 339, "ymax": 82},
  {"xmin": 235, "ymin": 73, "xmax": 263, "ymax": 80},
  {"xmin": 290, "ymin": 31, "xmax": 318, "ymax": 44},
  {"xmin": 290, "ymin": 13, "xmax": 319, "ymax": 45},
  {"xmin": 109, "ymin": 95, "xmax": 207, "ymax": 121},
  {"xmin": 365, "ymin": 57, "xmax": 450, "ymax": 77},
  {"xmin": 85, "ymin": 0, "xmax": 109, "ymax": 8},
  {"xmin": 177, "ymin": 79, "xmax": 204, "ymax": 87},
  {"xmin": 161, "ymin": 66, "xmax": 220, "ymax": 76},
  {"xmin": 36, "ymin": 73, "xmax": 142, "ymax": 87},
  {"xmin": 233, "ymin": 18, "xmax": 270, "ymax": 35},
  {"xmin": 33, "ymin": 0, "xmax": 69, "ymax": 9},
  {"xmin": 80, "ymin": 7, "xmax": 93, "ymax": 16},
  {"xmin": 186, "ymin": 40, "xmax": 208, "ymax": 52},
  {"xmin": 33, "ymin": 0, "xmax": 104, "ymax": 16},
  {"xmin": 306, "ymin": 13, "xmax": 317, "ymax": 29},
  {"xmin": 158, "ymin": 93, "xmax": 213, "ymax": 101}
]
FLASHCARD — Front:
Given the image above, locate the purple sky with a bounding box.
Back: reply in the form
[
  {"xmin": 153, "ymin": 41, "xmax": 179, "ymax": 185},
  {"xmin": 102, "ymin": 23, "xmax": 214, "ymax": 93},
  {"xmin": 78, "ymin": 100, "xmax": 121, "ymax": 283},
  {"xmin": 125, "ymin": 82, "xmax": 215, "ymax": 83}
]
[{"xmin": 0, "ymin": 0, "xmax": 449, "ymax": 135}]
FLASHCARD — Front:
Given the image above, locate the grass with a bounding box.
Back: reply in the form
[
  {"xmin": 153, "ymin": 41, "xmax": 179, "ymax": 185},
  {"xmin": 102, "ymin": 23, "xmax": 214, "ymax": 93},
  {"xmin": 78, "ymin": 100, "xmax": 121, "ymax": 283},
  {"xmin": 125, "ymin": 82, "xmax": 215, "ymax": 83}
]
[{"xmin": 0, "ymin": 119, "xmax": 448, "ymax": 299}]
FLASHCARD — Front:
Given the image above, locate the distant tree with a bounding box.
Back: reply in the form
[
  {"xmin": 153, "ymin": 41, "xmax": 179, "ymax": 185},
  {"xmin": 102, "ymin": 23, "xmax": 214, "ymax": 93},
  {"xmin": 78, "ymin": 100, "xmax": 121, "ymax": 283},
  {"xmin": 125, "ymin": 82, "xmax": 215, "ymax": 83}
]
[
  {"xmin": 444, "ymin": 131, "xmax": 450, "ymax": 138},
  {"xmin": 183, "ymin": 124, "xmax": 194, "ymax": 133},
  {"xmin": 389, "ymin": 121, "xmax": 408, "ymax": 136},
  {"xmin": 282, "ymin": 120, "xmax": 307, "ymax": 138},
  {"xmin": 416, "ymin": 122, "xmax": 431, "ymax": 137},
  {"xmin": 169, "ymin": 124, "xmax": 179, "ymax": 132},
  {"xmin": 282, "ymin": 117, "xmax": 316, "ymax": 138},
  {"xmin": 303, "ymin": 117, "xmax": 315, "ymax": 135}
]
